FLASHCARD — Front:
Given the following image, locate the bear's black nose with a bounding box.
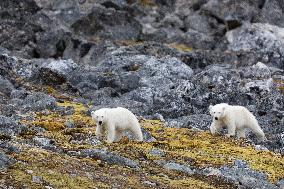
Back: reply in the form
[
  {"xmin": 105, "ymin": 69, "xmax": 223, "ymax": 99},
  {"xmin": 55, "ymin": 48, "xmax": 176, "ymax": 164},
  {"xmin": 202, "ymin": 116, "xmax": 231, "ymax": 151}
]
[
  {"xmin": 99, "ymin": 121, "xmax": 102, "ymax": 125},
  {"xmin": 215, "ymin": 117, "xmax": 218, "ymax": 120}
]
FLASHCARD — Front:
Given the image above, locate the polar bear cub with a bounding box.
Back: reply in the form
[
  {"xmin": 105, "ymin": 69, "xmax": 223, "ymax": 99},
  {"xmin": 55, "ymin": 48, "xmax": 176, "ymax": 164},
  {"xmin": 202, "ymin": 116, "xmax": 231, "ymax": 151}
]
[
  {"xmin": 209, "ymin": 103, "xmax": 265, "ymax": 140},
  {"xmin": 91, "ymin": 107, "xmax": 143, "ymax": 143}
]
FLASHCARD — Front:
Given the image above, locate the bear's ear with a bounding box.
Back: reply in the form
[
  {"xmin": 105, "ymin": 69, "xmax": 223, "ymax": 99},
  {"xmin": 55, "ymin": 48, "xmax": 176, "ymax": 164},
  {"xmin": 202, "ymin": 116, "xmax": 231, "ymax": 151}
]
[{"xmin": 209, "ymin": 105, "xmax": 213, "ymax": 111}]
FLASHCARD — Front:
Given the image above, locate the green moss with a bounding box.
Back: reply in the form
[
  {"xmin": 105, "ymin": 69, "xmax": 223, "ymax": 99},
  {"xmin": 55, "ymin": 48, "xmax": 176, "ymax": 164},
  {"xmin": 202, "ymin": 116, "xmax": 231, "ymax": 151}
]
[
  {"xmin": 8, "ymin": 149, "xmax": 106, "ymax": 188},
  {"xmin": 138, "ymin": 0, "xmax": 156, "ymax": 7},
  {"xmin": 16, "ymin": 101, "xmax": 284, "ymax": 187},
  {"xmin": 142, "ymin": 120, "xmax": 284, "ymax": 182},
  {"xmin": 107, "ymin": 120, "xmax": 284, "ymax": 182},
  {"xmin": 167, "ymin": 43, "xmax": 192, "ymax": 52},
  {"xmin": 273, "ymin": 79, "xmax": 284, "ymax": 94},
  {"xmin": 150, "ymin": 175, "xmax": 216, "ymax": 189}
]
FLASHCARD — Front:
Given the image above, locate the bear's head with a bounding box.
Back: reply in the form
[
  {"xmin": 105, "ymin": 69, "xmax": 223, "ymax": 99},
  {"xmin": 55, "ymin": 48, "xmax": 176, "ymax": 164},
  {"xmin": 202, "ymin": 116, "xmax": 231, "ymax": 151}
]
[
  {"xmin": 209, "ymin": 103, "xmax": 229, "ymax": 121},
  {"xmin": 91, "ymin": 108, "xmax": 108, "ymax": 126}
]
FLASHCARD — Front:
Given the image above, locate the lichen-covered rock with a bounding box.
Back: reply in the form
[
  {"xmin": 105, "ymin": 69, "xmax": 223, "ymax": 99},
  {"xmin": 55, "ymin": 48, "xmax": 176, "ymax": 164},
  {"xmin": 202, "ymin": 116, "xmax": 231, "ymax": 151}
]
[
  {"xmin": 148, "ymin": 148, "xmax": 165, "ymax": 157},
  {"xmin": 163, "ymin": 162, "xmax": 195, "ymax": 175},
  {"xmin": 71, "ymin": 4, "xmax": 142, "ymax": 41},
  {"xmin": 0, "ymin": 0, "xmax": 283, "ymax": 188},
  {"xmin": 0, "ymin": 152, "xmax": 15, "ymax": 170},
  {"xmin": 0, "ymin": 141, "xmax": 21, "ymax": 154},
  {"xmin": 80, "ymin": 149, "xmax": 139, "ymax": 168},
  {"xmin": 166, "ymin": 114, "xmax": 211, "ymax": 130},
  {"xmin": 0, "ymin": 0, "xmax": 40, "ymax": 57},
  {"xmin": 38, "ymin": 59, "xmax": 78, "ymax": 85},
  {"xmin": 70, "ymin": 51, "xmax": 193, "ymax": 118},
  {"xmin": 257, "ymin": 0, "xmax": 284, "ymax": 28},
  {"xmin": 34, "ymin": 0, "xmax": 80, "ymax": 25},
  {"xmin": 219, "ymin": 160, "xmax": 279, "ymax": 189},
  {"xmin": 21, "ymin": 92, "xmax": 57, "ymax": 112},
  {"xmin": 226, "ymin": 23, "xmax": 284, "ymax": 69},
  {"xmin": 0, "ymin": 76, "xmax": 15, "ymax": 97},
  {"xmin": 201, "ymin": 0, "xmax": 260, "ymax": 29},
  {"xmin": 0, "ymin": 116, "xmax": 25, "ymax": 139}
]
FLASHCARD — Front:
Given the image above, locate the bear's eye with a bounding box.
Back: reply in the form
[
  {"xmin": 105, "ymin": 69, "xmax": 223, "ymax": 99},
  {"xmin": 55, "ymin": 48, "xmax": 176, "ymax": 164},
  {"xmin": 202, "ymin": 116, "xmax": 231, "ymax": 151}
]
[
  {"xmin": 213, "ymin": 112, "xmax": 215, "ymax": 113},
  {"xmin": 101, "ymin": 116, "xmax": 104, "ymax": 118}
]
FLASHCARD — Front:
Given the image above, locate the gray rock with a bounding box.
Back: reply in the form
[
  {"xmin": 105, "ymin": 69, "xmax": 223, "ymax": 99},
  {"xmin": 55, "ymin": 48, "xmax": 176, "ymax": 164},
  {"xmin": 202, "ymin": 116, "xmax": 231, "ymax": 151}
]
[
  {"xmin": 32, "ymin": 175, "xmax": 43, "ymax": 184},
  {"xmin": 234, "ymin": 159, "xmax": 248, "ymax": 169},
  {"xmin": 202, "ymin": 0, "xmax": 259, "ymax": 28},
  {"xmin": 34, "ymin": 0, "xmax": 80, "ymax": 25},
  {"xmin": 33, "ymin": 136, "xmax": 52, "ymax": 147},
  {"xmin": 10, "ymin": 89, "xmax": 28, "ymax": 99},
  {"xmin": 226, "ymin": 23, "xmax": 284, "ymax": 69},
  {"xmin": 220, "ymin": 164, "xmax": 279, "ymax": 189},
  {"xmin": 80, "ymin": 149, "xmax": 139, "ymax": 168},
  {"xmin": 276, "ymin": 179, "xmax": 284, "ymax": 188},
  {"xmin": 0, "ymin": 141, "xmax": 21, "ymax": 154},
  {"xmin": 71, "ymin": 4, "xmax": 142, "ymax": 40},
  {"xmin": 38, "ymin": 59, "xmax": 78, "ymax": 85},
  {"xmin": 0, "ymin": 152, "xmax": 15, "ymax": 170},
  {"xmin": 166, "ymin": 114, "xmax": 211, "ymax": 130},
  {"xmin": 0, "ymin": 116, "xmax": 25, "ymax": 139},
  {"xmin": 242, "ymin": 62, "xmax": 271, "ymax": 79},
  {"xmin": 32, "ymin": 11, "xmax": 73, "ymax": 59},
  {"xmin": 141, "ymin": 128, "xmax": 156, "ymax": 142},
  {"xmin": 184, "ymin": 13, "xmax": 222, "ymax": 35},
  {"xmin": 148, "ymin": 148, "xmax": 165, "ymax": 157},
  {"xmin": 70, "ymin": 52, "xmax": 193, "ymax": 118},
  {"xmin": 202, "ymin": 167, "xmax": 222, "ymax": 176},
  {"xmin": 0, "ymin": 76, "xmax": 15, "ymax": 97},
  {"xmin": 21, "ymin": 92, "xmax": 57, "ymax": 112},
  {"xmin": 0, "ymin": 0, "xmax": 40, "ymax": 57},
  {"xmin": 257, "ymin": 0, "xmax": 284, "ymax": 28},
  {"xmin": 163, "ymin": 162, "xmax": 194, "ymax": 175},
  {"xmin": 64, "ymin": 120, "xmax": 75, "ymax": 128}
]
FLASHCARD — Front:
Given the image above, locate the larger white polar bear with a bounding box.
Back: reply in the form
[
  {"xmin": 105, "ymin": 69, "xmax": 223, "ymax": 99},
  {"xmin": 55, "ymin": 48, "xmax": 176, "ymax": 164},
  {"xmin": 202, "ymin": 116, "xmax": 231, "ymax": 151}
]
[
  {"xmin": 91, "ymin": 107, "xmax": 143, "ymax": 143},
  {"xmin": 209, "ymin": 103, "xmax": 265, "ymax": 140}
]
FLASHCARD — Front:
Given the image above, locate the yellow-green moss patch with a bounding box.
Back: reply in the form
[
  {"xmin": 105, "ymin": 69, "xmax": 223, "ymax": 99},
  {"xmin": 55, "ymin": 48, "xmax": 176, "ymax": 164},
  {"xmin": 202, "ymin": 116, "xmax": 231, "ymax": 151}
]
[{"xmin": 167, "ymin": 43, "xmax": 193, "ymax": 52}]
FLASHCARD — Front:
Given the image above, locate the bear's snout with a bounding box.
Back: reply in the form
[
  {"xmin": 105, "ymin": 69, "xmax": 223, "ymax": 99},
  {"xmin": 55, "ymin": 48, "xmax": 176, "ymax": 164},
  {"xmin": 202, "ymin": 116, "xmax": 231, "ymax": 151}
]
[
  {"xmin": 215, "ymin": 117, "xmax": 218, "ymax": 120},
  {"xmin": 99, "ymin": 121, "xmax": 102, "ymax": 125}
]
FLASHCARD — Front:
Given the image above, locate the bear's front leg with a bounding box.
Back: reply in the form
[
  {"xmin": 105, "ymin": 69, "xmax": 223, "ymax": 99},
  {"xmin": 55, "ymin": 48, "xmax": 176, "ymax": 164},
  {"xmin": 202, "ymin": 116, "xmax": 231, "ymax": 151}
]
[
  {"xmin": 210, "ymin": 121, "xmax": 221, "ymax": 135},
  {"xmin": 226, "ymin": 121, "xmax": 236, "ymax": 137},
  {"xmin": 95, "ymin": 124, "xmax": 103, "ymax": 139},
  {"xmin": 106, "ymin": 123, "xmax": 116, "ymax": 143}
]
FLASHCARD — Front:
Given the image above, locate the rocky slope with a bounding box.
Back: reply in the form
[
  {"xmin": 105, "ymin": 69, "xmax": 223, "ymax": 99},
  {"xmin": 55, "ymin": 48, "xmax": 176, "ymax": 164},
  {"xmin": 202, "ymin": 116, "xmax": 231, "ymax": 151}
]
[{"xmin": 0, "ymin": 0, "xmax": 283, "ymax": 188}]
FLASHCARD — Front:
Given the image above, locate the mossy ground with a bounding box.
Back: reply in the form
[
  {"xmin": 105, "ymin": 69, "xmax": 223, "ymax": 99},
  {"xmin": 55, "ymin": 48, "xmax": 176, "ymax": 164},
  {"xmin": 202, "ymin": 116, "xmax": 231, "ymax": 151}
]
[
  {"xmin": 167, "ymin": 43, "xmax": 193, "ymax": 52},
  {"xmin": 5, "ymin": 100, "xmax": 284, "ymax": 188}
]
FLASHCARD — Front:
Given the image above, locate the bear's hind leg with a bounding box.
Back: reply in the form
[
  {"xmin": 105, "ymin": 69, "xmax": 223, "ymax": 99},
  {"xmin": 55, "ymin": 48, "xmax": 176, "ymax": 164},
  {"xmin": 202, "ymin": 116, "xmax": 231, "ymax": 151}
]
[
  {"xmin": 114, "ymin": 130, "xmax": 124, "ymax": 142},
  {"xmin": 250, "ymin": 123, "xmax": 266, "ymax": 141},
  {"xmin": 237, "ymin": 128, "xmax": 246, "ymax": 139},
  {"xmin": 130, "ymin": 127, "xmax": 143, "ymax": 142}
]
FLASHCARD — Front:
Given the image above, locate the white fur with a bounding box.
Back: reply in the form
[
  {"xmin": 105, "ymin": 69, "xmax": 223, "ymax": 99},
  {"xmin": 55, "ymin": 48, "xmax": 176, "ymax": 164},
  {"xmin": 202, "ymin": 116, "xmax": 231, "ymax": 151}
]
[
  {"xmin": 91, "ymin": 107, "xmax": 143, "ymax": 143},
  {"xmin": 209, "ymin": 103, "xmax": 265, "ymax": 140}
]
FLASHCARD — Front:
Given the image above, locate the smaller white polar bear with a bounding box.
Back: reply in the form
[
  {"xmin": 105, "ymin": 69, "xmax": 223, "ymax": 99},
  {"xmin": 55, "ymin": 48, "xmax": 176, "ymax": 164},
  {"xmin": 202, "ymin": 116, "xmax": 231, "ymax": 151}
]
[
  {"xmin": 209, "ymin": 103, "xmax": 266, "ymax": 140},
  {"xmin": 91, "ymin": 107, "xmax": 143, "ymax": 143}
]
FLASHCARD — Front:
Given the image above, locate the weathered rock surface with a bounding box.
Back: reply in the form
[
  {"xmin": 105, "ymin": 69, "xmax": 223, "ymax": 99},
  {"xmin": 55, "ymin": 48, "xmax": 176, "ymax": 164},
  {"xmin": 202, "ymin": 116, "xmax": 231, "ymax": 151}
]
[
  {"xmin": 0, "ymin": 152, "xmax": 15, "ymax": 170},
  {"xmin": 226, "ymin": 23, "xmax": 284, "ymax": 69},
  {"xmin": 0, "ymin": 116, "xmax": 25, "ymax": 139},
  {"xmin": 0, "ymin": 0, "xmax": 283, "ymax": 188},
  {"xmin": 81, "ymin": 149, "xmax": 139, "ymax": 168}
]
